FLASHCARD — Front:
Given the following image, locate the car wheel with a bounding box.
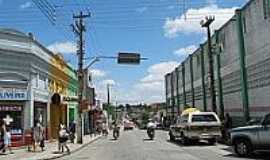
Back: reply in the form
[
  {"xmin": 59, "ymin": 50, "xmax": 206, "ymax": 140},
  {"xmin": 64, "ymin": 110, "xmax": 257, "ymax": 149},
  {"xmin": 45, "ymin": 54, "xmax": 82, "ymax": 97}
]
[
  {"xmin": 208, "ymin": 138, "xmax": 216, "ymax": 145},
  {"xmin": 169, "ymin": 132, "xmax": 175, "ymax": 141},
  {"xmin": 181, "ymin": 133, "xmax": 189, "ymax": 145},
  {"xmin": 234, "ymin": 139, "xmax": 253, "ymax": 157}
]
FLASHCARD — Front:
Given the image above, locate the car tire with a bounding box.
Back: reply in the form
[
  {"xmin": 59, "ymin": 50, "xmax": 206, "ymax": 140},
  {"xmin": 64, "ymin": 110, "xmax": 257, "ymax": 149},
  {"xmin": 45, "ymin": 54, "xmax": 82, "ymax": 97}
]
[
  {"xmin": 234, "ymin": 139, "xmax": 253, "ymax": 157},
  {"xmin": 169, "ymin": 132, "xmax": 175, "ymax": 141},
  {"xmin": 181, "ymin": 132, "xmax": 189, "ymax": 145},
  {"xmin": 208, "ymin": 138, "xmax": 216, "ymax": 145}
]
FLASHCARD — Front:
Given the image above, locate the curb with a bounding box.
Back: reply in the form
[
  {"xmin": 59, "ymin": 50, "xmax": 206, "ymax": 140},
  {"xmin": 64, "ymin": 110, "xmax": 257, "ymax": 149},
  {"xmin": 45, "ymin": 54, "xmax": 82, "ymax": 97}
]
[{"xmin": 39, "ymin": 136, "xmax": 102, "ymax": 160}]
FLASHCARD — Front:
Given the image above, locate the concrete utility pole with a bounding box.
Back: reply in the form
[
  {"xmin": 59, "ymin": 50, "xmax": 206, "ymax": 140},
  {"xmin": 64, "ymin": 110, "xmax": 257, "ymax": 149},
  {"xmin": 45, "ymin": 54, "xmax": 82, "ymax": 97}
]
[
  {"xmin": 107, "ymin": 84, "xmax": 110, "ymax": 106},
  {"xmin": 200, "ymin": 16, "xmax": 217, "ymax": 113},
  {"xmin": 72, "ymin": 11, "xmax": 90, "ymax": 144}
]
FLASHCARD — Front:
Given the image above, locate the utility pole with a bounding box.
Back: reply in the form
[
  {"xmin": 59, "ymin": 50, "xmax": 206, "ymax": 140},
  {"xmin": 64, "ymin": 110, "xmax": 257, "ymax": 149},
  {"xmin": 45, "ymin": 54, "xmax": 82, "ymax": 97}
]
[
  {"xmin": 72, "ymin": 11, "xmax": 90, "ymax": 144},
  {"xmin": 107, "ymin": 84, "xmax": 110, "ymax": 106},
  {"xmin": 115, "ymin": 101, "xmax": 118, "ymax": 122},
  {"xmin": 200, "ymin": 16, "xmax": 217, "ymax": 113}
]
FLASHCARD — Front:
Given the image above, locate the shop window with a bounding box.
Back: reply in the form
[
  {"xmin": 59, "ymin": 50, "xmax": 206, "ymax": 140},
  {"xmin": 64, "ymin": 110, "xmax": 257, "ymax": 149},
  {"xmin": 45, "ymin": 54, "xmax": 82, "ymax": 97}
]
[
  {"xmin": 0, "ymin": 104, "xmax": 23, "ymax": 134},
  {"xmin": 263, "ymin": 0, "xmax": 270, "ymax": 19}
]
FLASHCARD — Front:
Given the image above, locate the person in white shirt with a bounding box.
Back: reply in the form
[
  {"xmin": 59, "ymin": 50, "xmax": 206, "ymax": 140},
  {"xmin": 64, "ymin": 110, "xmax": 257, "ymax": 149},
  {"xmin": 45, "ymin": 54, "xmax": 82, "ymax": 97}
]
[{"xmin": 147, "ymin": 119, "xmax": 156, "ymax": 129}]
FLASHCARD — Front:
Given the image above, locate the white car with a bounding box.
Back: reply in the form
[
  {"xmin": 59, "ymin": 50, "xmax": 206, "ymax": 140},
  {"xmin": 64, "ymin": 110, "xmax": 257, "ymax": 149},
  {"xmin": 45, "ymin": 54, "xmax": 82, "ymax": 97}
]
[{"xmin": 169, "ymin": 111, "xmax": 222, "ymax": 145}]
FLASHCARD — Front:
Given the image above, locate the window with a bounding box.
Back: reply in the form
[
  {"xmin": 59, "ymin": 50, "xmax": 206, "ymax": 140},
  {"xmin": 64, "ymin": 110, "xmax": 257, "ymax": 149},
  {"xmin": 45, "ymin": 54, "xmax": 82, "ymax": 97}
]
[
  {"xmin": 181, "ymin": 115, "xmax": 189, "ymax": 123},
  {"xmin": 191, "ymin": 114, "xmax": 217, "ymax": 122},
  {"xmin": 263, "ymin": 0, "xmax": 270, "ymax": 19}
]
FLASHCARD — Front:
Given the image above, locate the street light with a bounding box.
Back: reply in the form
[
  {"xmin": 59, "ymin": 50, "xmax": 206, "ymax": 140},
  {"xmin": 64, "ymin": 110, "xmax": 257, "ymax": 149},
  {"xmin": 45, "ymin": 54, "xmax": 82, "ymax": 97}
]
[{"xmin": 200, "ymin": 16, "xmax": 217, "ymax": 113}]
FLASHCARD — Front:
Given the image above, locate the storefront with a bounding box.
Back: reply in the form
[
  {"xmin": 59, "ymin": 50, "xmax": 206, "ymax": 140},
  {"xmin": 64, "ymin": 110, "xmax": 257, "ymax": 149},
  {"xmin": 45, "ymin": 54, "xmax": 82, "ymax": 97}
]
[
  {"xmin": 0, "ymin": 87, "xmax": 28, "ymax": 147},
  {"xmin": 0, "ymin": 103, "xmax": 23, "ymax": 134}
]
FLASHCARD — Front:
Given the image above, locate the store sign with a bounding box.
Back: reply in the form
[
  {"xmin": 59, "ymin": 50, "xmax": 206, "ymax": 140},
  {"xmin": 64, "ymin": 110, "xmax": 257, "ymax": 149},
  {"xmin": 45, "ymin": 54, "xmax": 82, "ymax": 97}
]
[
  {"xmin": 63, "ymin": 96, "xmax": 78, "ymax": 102},
  {"xmin": 0, "ymin": 88, "xmax": 28, "ymax": 101},
  {"xmin": 0, "ymin": 104, "xmax": 22, "ymax": 111}
]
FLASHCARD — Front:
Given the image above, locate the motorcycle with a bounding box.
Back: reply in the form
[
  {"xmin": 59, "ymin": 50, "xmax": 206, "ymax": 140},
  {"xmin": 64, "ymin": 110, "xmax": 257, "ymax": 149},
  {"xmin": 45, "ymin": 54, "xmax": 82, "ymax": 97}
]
[
  {"xmin": 113, "ymin": 126, "xmax": 120, "ymax": 140},
  {"xmin": 147, "ymin": 127, "xmax": 155, "ymax": 140}
]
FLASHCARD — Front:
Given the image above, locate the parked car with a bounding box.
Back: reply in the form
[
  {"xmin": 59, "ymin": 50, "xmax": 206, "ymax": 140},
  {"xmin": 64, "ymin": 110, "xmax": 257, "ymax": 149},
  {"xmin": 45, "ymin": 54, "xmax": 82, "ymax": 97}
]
[
  {"xmin": 230, "ymin": 113, "xmax": 270, "ymax": 157},
  {"xmin": 169, "ymin": 111, "xmax": 222, "ymax": 145},
  {"xmin": 124, "ymin": 120, "xmax": 134, "ymax": 130}
]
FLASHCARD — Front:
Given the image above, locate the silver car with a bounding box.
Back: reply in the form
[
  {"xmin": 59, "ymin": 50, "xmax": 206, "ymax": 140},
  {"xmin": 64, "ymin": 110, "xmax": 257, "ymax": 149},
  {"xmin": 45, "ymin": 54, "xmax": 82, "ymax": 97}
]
[{"xmin": 230, "ymin": 113, "xmax": 270, "ymax": 157}]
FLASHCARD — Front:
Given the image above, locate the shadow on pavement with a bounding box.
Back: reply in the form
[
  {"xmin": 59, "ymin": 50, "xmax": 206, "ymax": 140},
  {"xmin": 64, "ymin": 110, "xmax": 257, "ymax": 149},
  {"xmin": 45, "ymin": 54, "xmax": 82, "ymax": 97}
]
[
  {"xmin": 223, "ymin": 151, "xmax": 270, "ymax": 160},
  {"xmin": 143, "ymin": 138, "xmax": 154, "ymax": 141},
  {"xmin": 167, "ymin": 139, "xmax": 215, "ymax": 147},
  {"xmin": 109, "ymin": 138, "xmax": 118, "ymax": 141},
  {"xmin": 52, "ymin": 151, "xmax": 64, "ymax": 154}
]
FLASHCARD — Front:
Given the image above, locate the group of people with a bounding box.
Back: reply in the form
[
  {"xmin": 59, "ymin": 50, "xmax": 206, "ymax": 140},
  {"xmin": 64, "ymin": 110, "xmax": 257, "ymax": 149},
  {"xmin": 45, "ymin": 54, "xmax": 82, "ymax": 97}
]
[
  {"xmin": 0, "ymin": 119, "xmax": 12, "ymax": 154},
  {"xmin": 0, "ymin": 119, "xmax": 76, "ymax": 155}
]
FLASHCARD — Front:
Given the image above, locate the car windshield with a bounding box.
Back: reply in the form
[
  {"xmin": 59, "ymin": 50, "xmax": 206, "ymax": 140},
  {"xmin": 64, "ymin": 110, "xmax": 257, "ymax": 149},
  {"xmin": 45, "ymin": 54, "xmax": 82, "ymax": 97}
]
[{"xmin": 192, "ymin": 114, "xmax": 217, "ymax": 122}]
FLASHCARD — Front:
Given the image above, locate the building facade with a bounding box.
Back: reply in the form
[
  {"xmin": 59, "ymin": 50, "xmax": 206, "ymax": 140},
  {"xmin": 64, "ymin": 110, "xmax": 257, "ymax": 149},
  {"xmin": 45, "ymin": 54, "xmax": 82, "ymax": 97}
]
[
  {"xmin": 165, "ymin": 0, "xmax": 270, "ymax": 126},
  {"xmin": 0, "ymin": 28, "xmax": 78, "ymax": 146}
]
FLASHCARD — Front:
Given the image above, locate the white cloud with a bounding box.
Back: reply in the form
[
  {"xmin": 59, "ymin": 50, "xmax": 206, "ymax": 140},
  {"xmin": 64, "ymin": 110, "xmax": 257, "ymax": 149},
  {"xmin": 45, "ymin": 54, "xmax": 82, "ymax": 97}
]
[
  {"xmin": 141, "ymin": 61, "xmax": 178, "ymax": 83},
  {"xmin": 90, "ymin": 69, "xmax": 106, "ymax": 78},
  {"xmin": 174, "ymin": 45, "xmax": 197, "ymax": 57},
  {"xmin": 93, "ymin": 61, "xmax": 179, "ymax": 104},
  {"xmin": 102, "ymin": 79, "xmax": 116, "ymax": 86},
  {"xmin": 20, "ymin": 1, "xmax": 32, "ymax": 9},
  {"xmin": 136, "ymin": 7, "xmax": 148, "ymax": 13},
  {"xmin": 164, "ymin": 4, "xmax": 237, "ymax": 38},
  {"xmin": 47, "ymin": 41, "xmax": 76, "ymax": 54},
  {"xmin": 125, "ymin": 61, "xmax": 178, "ymax": 103}
]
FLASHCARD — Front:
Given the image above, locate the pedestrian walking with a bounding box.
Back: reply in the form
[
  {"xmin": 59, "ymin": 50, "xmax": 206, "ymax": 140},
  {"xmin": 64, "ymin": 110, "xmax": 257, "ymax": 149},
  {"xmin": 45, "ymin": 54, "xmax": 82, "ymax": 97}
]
[
  {"xmin": 32, "ymin": 121, "xmax": 44, "ymax": 152},
  {"xmin": 102, "ymin": 122, "xmax": 108, "ymax": 136},
  {"xmin": 222, "ymin": 113, "xmax": 232, "ymax": 143},
  {"xmin": 69, "ymin": 121, "xmax": 76, "ymax": 143},
  {"xmin": 0, "ymin": 120, "xmax": 6, "ymax": 153},
  {"xmin": 58, "ymin": 124, "xmax": 70, "ymax": 154},
  {"xmin": 3, "ymin": 126, "xmax": 13, "ymax": 154}
]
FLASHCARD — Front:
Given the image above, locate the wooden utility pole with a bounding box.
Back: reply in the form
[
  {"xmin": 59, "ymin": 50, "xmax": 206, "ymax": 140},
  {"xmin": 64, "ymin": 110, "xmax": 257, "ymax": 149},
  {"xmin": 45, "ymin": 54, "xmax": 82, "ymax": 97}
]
[{"xmin": 72, "ymin": 11, "xmax": 90, "ymax": 144}]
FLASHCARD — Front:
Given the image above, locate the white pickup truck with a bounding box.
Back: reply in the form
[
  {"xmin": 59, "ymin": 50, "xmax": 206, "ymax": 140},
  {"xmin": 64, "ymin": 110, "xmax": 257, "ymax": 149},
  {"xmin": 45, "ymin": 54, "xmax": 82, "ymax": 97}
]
[{"xmin": 169, "ymin": 111, "xmax": 222, "ymax": 145}]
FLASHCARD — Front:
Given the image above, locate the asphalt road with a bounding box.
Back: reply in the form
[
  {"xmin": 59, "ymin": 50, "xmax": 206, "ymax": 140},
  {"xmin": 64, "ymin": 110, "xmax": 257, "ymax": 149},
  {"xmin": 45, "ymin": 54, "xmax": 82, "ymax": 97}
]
[{"xmin": 59, "ymin": 129, "xmax": 270, "ymax": 160}]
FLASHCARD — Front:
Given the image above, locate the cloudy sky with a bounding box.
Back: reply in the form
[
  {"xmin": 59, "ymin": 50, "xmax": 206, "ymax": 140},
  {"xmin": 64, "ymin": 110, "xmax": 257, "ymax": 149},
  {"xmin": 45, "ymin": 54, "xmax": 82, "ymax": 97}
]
[{"xmin": 1, "ymin": 0, "xmax": 247, "ymax": 104}]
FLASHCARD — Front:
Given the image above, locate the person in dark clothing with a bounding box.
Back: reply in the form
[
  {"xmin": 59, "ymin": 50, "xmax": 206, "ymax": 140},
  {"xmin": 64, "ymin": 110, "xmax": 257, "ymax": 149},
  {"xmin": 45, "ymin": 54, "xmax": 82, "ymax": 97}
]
[
  {"xmin": 222, "ymin": 113, "xmax": 233, "ymax": 142},
  {"xmin": 0, "ymin": 119, "xmax": 5, "ymax": 151},
  {"xmin": 224, "ymin": 113, "xmax": 233, "ymax": 129},
  {"xmin": 69, "ymin": 121, "xmax": 76, "ymax": 143}
]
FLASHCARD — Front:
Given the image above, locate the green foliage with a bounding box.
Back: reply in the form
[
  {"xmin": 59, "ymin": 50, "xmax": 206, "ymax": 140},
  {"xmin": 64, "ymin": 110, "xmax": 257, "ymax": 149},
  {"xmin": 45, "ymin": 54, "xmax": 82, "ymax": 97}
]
[{"xmin": 142, "ymin": 111, "xmax": 150, "ymax": 125}]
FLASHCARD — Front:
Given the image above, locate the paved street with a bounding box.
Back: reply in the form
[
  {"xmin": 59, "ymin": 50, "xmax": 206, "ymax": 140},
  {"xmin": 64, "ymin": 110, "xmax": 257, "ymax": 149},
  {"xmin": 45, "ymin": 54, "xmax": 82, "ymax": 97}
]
[{"xmin": 58, "ymin": 129, "xmax": 270, "ymax": 160}]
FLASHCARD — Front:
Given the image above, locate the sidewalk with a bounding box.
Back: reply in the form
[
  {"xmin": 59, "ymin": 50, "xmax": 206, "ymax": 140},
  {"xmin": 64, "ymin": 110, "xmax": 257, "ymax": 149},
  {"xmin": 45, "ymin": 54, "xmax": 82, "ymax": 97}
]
[{"xmin": 0, "ymin": 135, "xmax": 101, "ymax": 160}]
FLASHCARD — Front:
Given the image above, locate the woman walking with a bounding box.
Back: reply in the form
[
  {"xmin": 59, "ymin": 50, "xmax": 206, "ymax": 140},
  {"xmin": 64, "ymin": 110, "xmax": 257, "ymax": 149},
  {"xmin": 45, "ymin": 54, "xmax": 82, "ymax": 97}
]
[
  {"xmin": 3, "ymin": 126, "xmax": 13, "ymax": 154},
  {"xmin": 58, "ymin": 124, "xmax": 70, "ymax": 154},
  {"xmin": 33, "ymin": 121, "xmax": 44, "ymax": 152}
]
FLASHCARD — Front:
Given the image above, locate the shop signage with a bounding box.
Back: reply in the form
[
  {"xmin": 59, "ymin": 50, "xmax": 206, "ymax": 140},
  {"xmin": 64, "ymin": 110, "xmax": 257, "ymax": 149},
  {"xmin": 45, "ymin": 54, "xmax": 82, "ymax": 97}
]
[
  {"xmin": 0, "ymin": 104, "xmax": 22, "ymax": 111},
  {"xmin": 0, "ymin": 88, "xmax": 28, "ymax": 100},
  {"xmin": 63, "ymin": 96, "xmax": 78, "ymax": 102}
]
